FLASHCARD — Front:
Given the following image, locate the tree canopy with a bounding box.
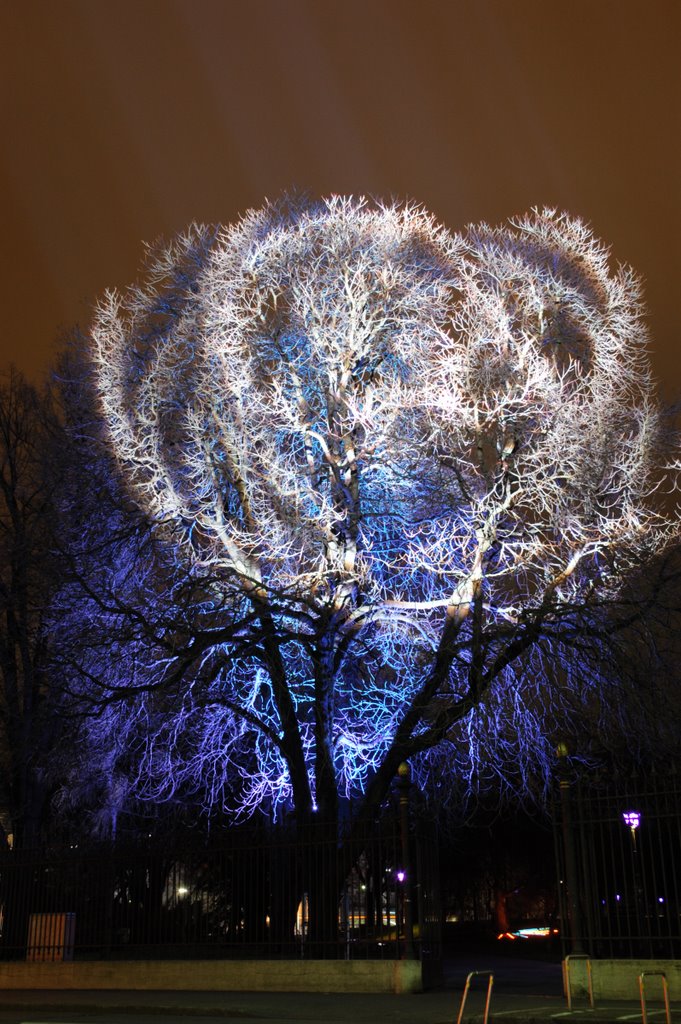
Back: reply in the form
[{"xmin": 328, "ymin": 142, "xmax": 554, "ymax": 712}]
[{"xmin": 76, "ymin": 196, "xmax": 680, "ymax": 831}]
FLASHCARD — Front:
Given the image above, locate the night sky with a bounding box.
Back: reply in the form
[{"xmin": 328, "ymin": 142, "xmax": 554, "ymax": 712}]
[{"xmin": 2, "ymin": 1, "xmax": 680, "ymax": 397}]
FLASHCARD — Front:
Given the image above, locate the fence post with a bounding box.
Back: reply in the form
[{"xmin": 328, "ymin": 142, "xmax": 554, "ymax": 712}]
[
  {"xmin": 397, "ymin": 762, "xmax": 415, "ymax": 960},
  {"xmin": 556, "ymin": 743, "xmax": 585, "ymax": 954}
]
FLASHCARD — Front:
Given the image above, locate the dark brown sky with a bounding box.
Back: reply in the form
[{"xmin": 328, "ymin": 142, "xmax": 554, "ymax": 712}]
[{"xmin": 2, "ymin": 0, "xmax": 680, "ymax": 396}]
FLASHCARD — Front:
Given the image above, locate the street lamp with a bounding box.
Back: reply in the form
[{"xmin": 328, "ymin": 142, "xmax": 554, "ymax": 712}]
[
  {"xmin": 622, "ymin": 809, "xmax": 643, "ymax": 938},
  {"xmin": 622, "ymin": 810, "xmax": 641, "ymax": 852}
]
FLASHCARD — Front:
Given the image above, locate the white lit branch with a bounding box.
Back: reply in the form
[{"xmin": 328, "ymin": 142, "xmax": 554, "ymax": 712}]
[{"xmin": 86, "ymin": 197, "xmax": 680, "ymax": 827}]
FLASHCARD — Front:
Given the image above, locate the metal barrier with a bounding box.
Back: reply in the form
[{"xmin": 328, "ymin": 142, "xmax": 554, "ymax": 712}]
[
  {"xmin": 0, "ymin": 824, "xmax": 441, "ymax": 962},
  {"xmin": 639, "ymin": 971, "xmax": 671, "ymax": 1024},
  {"xmin": 563, "ymin": 954, "xmax": 594, "ymax": 1010},
  {"xmin": 456, "ymin": 970, "xmax": 494, "ymax": 1024}
]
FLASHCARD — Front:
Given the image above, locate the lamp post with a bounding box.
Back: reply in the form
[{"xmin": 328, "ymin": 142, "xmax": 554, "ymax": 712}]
[
  {"xmin": 622, "ymin": 810, "xmax": 641, "ymax": 853},
  {"xmin": 397, "ymin": 761, "xmax": 415, "ymax": 960},
  {"xmin": 622, "ymin": 810, "xmax": 643, "ymax": 939},
  {"xmin": 556, "ymin": 742, "xmax": 585, "ymax": 953}
]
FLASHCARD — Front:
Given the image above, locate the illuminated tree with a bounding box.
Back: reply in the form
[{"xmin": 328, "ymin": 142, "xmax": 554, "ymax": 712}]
[{"xmin": 84, "ymin": 197, "xmax": 680, "ymax": 831}]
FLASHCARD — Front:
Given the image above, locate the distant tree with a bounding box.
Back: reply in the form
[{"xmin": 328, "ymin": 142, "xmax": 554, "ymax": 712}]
[
  {"xmin": 0, "ymin": 369, "xmax": 63, "ymax": 846},
  {"xmin": 78, "ymin": 197, "xmax": 679, "ymax": 835}
]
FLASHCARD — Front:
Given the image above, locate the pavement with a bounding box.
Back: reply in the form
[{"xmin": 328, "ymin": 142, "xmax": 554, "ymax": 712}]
[{"xmin": 0, "ymin": 953, "xmax": 675, "ymax": 1024}]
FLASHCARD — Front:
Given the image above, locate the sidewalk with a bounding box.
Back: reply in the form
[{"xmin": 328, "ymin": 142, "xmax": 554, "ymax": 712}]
[{"xmin": 0, "ymin": 987, "xmax": 669, "ymax": 1024}]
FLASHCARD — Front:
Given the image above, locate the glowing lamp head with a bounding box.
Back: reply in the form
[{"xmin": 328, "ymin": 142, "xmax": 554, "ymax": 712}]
[
  {"xmin": 622, "ymin": 810, "xmax": 641, "ymax": 830},
  {"xmin": 396, "ymin": 870, "xmax": 406, "ymax": 883}
]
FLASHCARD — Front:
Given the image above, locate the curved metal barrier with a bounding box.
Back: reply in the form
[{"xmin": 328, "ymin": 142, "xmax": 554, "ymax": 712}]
[
  {"xmin": 639, "ymin": 971, "xmax": 671, "ymax": 1024},
  {"xmin": 563, "ymin": 954, "xmax": 594, "ymax": 1010},
  {"xmin": 456, "ymin": 970, "xmax": 494, "ymax": 1024}
]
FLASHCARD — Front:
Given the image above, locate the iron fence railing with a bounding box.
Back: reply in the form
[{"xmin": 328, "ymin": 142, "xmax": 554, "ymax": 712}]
[
  {"xmin": 0, "ymin": 823, "xmax": 440, "ymax": 962},
  {"xmin": 555, "ymin": 768, "xmax": 681, "ymax": 958}
]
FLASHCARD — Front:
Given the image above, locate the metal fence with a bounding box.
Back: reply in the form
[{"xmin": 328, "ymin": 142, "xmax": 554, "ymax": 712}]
[
  {"xmin": 0, "ymin": 822, "xmax": 440, "ymax": 962},
  {"xmin": 554, "ymin": 767, "xmax": 681, "ymax": 958}
]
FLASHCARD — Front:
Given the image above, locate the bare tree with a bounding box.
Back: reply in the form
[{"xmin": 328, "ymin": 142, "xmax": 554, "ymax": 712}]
[
  {"xmin": 83, "ymin": 197, "xmax": 680, "ymax": 832},
  {"xmin": 0, "ymin": 370, "xmax": 63, "ymax": 845}
]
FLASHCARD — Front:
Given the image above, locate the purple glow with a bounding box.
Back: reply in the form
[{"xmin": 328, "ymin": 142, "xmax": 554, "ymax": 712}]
[
  {"xmin": 622, "ymin": 810, "xmax": 641, "ymax": 830},
  {"xmin": 396, "ymin": 870, "xmax": 406, "ymax": 883}
]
